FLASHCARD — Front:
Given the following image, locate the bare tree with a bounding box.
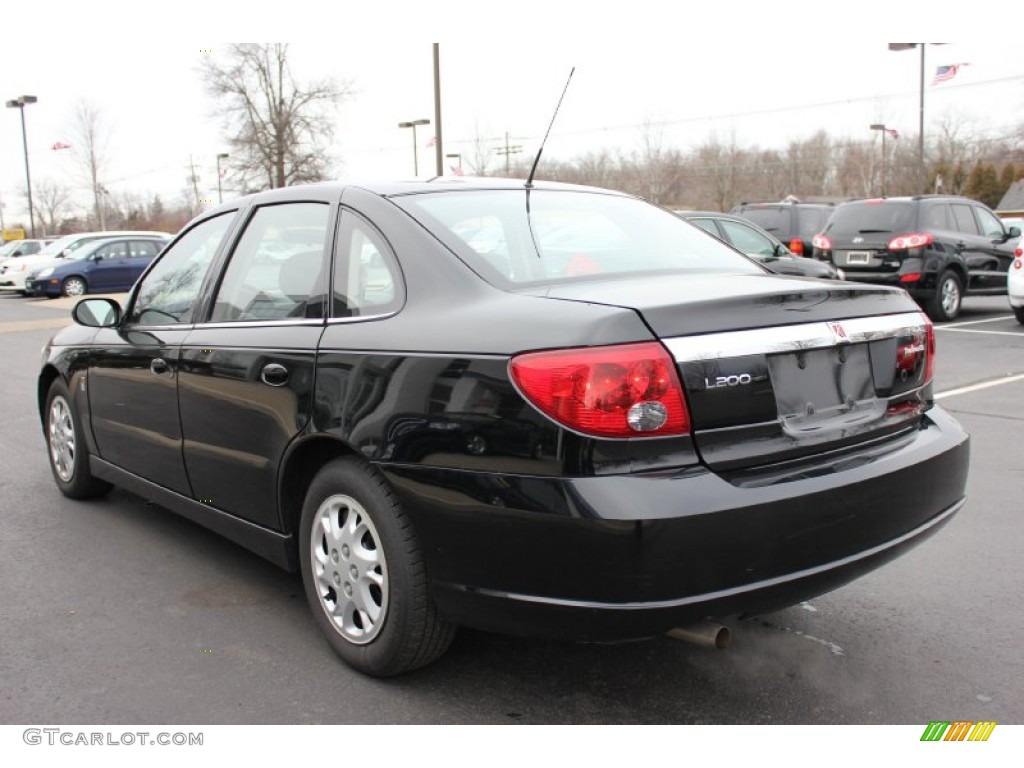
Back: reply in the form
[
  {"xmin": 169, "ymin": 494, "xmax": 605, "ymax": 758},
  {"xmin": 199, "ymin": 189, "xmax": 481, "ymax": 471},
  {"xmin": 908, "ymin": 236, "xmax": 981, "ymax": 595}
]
[
  {"xmin": 30, "ymin": 179, "xmax": 75, "ymax": 236},
  {"xmin": 693, "ymin": 133, "xmax": 746, "ymax": 211},
  {"xmin": 464, "ymin": 121, "xmax": 497, "ymax": 177},
  {"xmin": 201, "ymin": 44, "xmax": 351, "ymax": 190},
  {"xmin": 68, "ymin": 101, "xmax": 112, "ymax": 229}
]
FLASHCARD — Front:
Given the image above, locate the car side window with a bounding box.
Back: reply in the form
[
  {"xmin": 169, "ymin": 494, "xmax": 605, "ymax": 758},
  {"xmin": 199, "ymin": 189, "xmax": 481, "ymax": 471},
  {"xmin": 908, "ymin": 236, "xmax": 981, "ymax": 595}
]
[
  {"xmin": 923, "ymin": 204, "xmax": 950, "ymax": 230},
  {"xmin": 974, "ymin": 207, "xmax": 1005, "ymax": 239},
  {"xmin": 96, "ymin": 242, "xmax": 129, "ymax": 260},
  {"xmin": 333, "ymin": 211, "xmax": 404, "ymax": 318},
  {"xmin": 130, "ymin": 241, "xmax": 160, "ymax": 258},
  {"xmin": 719, "ymin": 219, "xmax": 776, "ymax": 256},
  {"xmin": 950, "ymin": 204, "xmax": 980, "ymax": 235},
  {"xmin": 210, "ymin": 202, "xmax": 330, "ymax": 322},
  {"xmin": 129, "ymin": 213, "xmax": 234, "ymax": 325},
  {"xmin": 689, "ymin": 218, "xmax": 721, "ymax": 237}
]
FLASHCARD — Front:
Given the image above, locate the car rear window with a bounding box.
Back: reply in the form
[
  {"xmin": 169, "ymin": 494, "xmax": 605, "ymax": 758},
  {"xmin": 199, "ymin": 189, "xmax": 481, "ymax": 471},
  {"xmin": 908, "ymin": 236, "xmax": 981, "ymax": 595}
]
[
  {"xmin": 825, "ymin": 201, "xmax": 916, "ymax": 237},
  {"xmin": 736, "ymin": 207, "xmax": 790, "ymax": 235},
  {"xmin": 797, "ymin": 208, "xmax": 831, "ymax": 239},
  {"xmin": 395, "ymin": 190, "xmax": 762, "ymax": 288}
]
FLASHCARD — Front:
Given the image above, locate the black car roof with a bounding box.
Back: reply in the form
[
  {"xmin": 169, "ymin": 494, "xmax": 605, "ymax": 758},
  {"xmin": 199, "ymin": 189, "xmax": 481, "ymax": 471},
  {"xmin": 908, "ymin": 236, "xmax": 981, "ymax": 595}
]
[{"xmin": 205, "ymin": 177, "xmax": 629, "ymax": 215}]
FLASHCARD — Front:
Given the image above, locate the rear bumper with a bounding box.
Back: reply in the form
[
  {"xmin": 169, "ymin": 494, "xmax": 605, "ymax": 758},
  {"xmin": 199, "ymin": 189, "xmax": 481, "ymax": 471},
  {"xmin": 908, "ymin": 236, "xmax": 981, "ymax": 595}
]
[{"xmin": 382, "ymin": 406, "xmax": 969, "ymax": 640}]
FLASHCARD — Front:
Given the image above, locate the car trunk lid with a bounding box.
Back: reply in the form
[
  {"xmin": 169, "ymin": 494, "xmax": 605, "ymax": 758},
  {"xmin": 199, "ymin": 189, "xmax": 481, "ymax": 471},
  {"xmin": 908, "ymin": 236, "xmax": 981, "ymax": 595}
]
[{"xmin": 528, "ymin": 274, "xmax": 932, "ymax": 472}]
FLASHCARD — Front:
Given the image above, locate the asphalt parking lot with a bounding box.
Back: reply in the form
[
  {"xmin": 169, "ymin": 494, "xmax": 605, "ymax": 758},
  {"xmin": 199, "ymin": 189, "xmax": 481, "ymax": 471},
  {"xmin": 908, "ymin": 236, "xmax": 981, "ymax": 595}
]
[{"xmin": 1, "ymin": 291, "xmax": 1021, "ymax": 725}]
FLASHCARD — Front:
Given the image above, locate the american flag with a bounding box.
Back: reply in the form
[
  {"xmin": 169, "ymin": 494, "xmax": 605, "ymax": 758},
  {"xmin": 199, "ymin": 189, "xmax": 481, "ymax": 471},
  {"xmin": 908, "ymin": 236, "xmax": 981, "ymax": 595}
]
[
  {"xmin": 932, "ymin": 63, "xmax": 967, "ymax": 85},
  {"xmin": 51, "ymin": 141, "xmax": 72, "ymax": 151},
  {"xmin": 885, "ymin": 128, "xmax": 899, "ymax": 140}
]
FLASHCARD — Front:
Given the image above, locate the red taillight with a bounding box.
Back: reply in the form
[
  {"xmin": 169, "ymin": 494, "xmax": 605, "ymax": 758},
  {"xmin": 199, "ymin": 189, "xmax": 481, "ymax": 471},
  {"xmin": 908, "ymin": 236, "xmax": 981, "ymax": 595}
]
[
  {"xmin": 900, "ymin": 272, "xmax": 922, "ymax": 283},
  {"xmin": 788, "ymin": 238, "xmax": 804, "ymax": 255},
  {"xmin": 812, "ymin": 234, "xmax": 831, "ymax": 250},
  {"xmin": 925, "ymin": 318, "xmax": 935, "ymax": 385},
  {"xmin": 1014, "ymin": 258, "xmax": 1022, "ymax": 270},
  {"xmin": 888, "ymin": 232, "xmax": 933, "ymax": 250},
  {"xmin": 510, "ymin": 342, "xmax": 690, "ymax": 438}
]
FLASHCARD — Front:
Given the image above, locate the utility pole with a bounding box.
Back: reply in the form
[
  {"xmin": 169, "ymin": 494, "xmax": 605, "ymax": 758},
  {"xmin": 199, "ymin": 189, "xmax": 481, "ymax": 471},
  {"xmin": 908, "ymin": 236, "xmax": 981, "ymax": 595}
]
[
  {"xmin": 433, "ymin": 43, "xmax": 443, "ymax": 176},
  {"xmin": 187, "ymin": 155, "xmax": 201, "ymax": 215},
  {"xmin": 494, "ymin": 132, "xmax": 522, "ymax": 176}
]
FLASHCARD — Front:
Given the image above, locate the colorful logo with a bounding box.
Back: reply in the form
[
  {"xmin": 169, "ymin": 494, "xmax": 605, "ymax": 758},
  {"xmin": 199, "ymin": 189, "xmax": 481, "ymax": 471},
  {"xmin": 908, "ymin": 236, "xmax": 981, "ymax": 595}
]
[{"xmin": 921, "ymin": 721, "xmax": 996, "ymax": 742}]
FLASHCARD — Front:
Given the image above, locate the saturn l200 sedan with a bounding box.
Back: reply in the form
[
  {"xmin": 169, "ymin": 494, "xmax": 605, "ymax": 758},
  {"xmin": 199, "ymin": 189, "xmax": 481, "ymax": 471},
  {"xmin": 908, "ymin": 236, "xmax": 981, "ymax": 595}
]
[{"xmin": 39, "ymin": 178, "xmax": 969, "ymax": 676}]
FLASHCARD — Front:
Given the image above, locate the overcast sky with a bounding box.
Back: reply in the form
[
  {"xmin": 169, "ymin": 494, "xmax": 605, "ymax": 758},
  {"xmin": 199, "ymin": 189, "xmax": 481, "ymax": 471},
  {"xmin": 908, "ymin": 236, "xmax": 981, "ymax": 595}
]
[{"xmin": 1, "ymin": 3, "xmax": 1021, "ymax": 226}]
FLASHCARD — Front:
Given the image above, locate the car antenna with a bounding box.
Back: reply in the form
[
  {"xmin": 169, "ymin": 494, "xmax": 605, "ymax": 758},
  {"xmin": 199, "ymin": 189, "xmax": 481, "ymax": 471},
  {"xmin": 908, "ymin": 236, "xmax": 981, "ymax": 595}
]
[{"xmin": 525, "ymin": 67, "xmax": 574, "ymax": 189}]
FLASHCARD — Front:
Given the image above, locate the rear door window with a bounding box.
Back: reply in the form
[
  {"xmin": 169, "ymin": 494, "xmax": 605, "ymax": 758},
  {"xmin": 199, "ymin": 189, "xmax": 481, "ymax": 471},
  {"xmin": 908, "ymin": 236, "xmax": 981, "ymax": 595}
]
[{"xmin": 210, "ymin": 202, "xmax": 330, "ymax": 322}]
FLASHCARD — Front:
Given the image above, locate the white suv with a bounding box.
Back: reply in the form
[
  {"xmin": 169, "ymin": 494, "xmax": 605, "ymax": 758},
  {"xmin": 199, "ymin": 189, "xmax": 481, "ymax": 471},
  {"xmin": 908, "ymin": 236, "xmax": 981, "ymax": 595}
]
[{"xmin": 0, "ymin": 231, "xmax": 171, "ymax": 295}]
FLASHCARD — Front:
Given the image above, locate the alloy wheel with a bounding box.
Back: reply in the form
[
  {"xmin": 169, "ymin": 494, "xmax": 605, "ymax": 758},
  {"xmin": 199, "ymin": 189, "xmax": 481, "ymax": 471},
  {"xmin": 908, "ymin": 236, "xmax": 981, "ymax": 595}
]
[
  {"xmin": 310, "ymin": 494, "xmax": 389, "ymax": 644},
  {"xmin": 48, "ymin": 395, "xmax": 76, "ymax": 482},
  {"xmin": 940, "ymin": 277, "xmax": 961, "ymax": 317}
]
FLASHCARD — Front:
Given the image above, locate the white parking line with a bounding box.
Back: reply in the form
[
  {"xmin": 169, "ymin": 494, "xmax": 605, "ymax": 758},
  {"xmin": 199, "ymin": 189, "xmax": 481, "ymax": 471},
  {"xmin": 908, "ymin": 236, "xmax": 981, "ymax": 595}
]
[
  {"xmin": 936, "ymin": 328, "xmax": 1024, "ymax": 338},
  {"xmin": 936, "ymin": 372, "xmax": 1024, "ymax": 400},
  {"xmin": 940, "ymin": 315, "xmax": 1013, "ymax": 328}
]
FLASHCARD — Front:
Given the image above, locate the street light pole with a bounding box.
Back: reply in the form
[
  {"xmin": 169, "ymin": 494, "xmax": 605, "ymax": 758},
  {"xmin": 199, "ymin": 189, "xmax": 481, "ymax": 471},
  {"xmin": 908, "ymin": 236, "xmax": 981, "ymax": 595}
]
[
  {"xmin": 216, "ymin": 153, "xmax": 229, "ymax": 203},
  {"xmin": 870, "ymin": 124, "xmax": 893, "ymax": 196},
  {"xmin": 6, "ymin": 95, "xmax": 38, "ymax": 238},
  {"xmin": 398, "ymin": 119, "xmax": 430, "ymax": 175},
  {"xmin": 888, "ymin": 43, "xmax": 939, "ymax": 192}
]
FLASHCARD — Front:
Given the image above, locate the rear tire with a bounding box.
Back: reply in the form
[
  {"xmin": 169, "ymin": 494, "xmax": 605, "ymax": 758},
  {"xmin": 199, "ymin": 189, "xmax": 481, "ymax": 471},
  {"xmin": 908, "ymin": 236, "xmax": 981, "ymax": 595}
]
[
  {"xmin": 45, "ymin": 379, "xmax": 112, "ymax": 499},
  {"xmin": 1014, "ymin": 305, "xmax": 1024, "ymax": 325},
  {"xmin": 299, "ymin": 456, "xmax": 455, "ymax": 676},
  {"xmin": 926, "ymin": 270, "xmax": 962, "ymax": 322}
]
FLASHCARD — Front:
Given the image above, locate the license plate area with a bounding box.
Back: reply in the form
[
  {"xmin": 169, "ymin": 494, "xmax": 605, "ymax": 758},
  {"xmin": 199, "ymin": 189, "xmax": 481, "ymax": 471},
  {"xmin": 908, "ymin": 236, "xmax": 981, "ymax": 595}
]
[
  {"xmin": 768, "ymin": 344, "xmax": 877, "ymax": 432},
  {"xmin": 845, "ymin": 251, "xmax": 871, "ymax": 265}
]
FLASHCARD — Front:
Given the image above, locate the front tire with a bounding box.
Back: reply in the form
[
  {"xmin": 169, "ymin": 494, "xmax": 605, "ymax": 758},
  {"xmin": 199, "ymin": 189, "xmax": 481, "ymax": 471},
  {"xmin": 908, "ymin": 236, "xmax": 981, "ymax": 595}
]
[
  {"xmin": 61, "ymin": 276, "xmax": 87, "ymax": 297},
  {"xmin": 45, "ymin": 379, "xmax": 112, "ymax": 499},
  {"xmin": 299, "ymin": 457, "xmax": 455, "ymax": 676},
  {"xmin": 1014, "ymin": 305, "xmax": 1024, "ymax": 325},
  {"xmin": 927, "ymin": 270, "xmax": 963, "ymax": 322}
]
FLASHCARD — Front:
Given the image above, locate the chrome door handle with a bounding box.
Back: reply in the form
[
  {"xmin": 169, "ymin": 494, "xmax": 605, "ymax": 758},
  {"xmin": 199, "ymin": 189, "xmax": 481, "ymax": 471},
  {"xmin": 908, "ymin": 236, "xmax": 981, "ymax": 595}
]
[{"xmin": 261, "ymin": 363, "xmax": 289, "ymax": 387}]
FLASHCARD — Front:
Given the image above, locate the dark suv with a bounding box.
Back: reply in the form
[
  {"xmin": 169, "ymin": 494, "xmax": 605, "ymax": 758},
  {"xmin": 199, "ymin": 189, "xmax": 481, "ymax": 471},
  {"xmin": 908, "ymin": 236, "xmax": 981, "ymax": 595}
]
[
  {"xmin": 730, "ymin": 201, "xmax": 836, "ymax": 257},
  {"xmin": 812, "ymin": 196, "xmax": 1021, "ymax": 321}
]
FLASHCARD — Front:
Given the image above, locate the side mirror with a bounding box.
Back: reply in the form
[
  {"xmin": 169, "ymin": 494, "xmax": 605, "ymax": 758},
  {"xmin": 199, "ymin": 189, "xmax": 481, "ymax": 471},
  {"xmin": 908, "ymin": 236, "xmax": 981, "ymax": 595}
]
[
  {"xmin": 72, "ymin": 298, "xmax": 121, "ymax": 328},
  {"xmin": 92, "ymin": 254, "xmax": 104, "ymax": 262},
  {"xmin": 1007, "ymin": 226, "xmax": 1021, "ymax": 239}
]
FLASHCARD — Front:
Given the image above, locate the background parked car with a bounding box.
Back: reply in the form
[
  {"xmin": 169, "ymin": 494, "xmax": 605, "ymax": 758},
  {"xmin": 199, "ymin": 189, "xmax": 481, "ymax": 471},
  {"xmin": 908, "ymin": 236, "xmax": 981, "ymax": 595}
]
[
  {"xmin": 0, "ymin": 230, "xmax": 171, "ymax": 295},
  {"xmin": 27, "ymin": 236, "xmax": 170, "ymax": 297},
  {"xmin": 675, "ymin": 210, "xmax": 844, "ymax": 280},
  {"xmin": 729, "ymin": 200, "xmax": 836, "ymax": 257},
  {"xmin": 0, "ymin": 238, "xmax": 53, "ymax": 267},
  {"xmin": 812, "ymin": 195, "xmax": 1020, "ymax": 321},
  {"xmin": 1009, "ymin": 246, "xmax": 1024, "ymax": 324}
]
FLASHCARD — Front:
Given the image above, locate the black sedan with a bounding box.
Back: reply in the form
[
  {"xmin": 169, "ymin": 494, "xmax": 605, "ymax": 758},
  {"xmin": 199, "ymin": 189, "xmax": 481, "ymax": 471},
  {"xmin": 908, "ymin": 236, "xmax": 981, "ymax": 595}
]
[
  {"xmin": 676, "ymin": 210, "xmax": 844, "ymax": 280},
  {"xmin": 40, "ymin": 178, "xmax": 969, "ymax": 676}
]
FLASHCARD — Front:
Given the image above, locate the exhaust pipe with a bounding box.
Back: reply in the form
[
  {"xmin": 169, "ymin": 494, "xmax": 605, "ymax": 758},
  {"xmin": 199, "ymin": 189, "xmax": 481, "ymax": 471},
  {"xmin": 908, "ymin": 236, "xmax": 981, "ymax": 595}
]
[{"xmin": 667, "ymin": 621, "xmax": 731, "ymax": 650}]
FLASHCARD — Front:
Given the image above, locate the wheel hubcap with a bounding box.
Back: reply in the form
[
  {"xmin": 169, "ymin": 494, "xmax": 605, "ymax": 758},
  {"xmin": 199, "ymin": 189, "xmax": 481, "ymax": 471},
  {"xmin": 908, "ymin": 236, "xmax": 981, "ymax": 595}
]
[
  {"xmin": 48, "ymin": 395, "xmax": 76, "ymax": 482},
  {"xmin": 311, "ymin": 494, "xmax": 388, "ymax": 644},
  {"xmin": 941, "ymin": 279, "xmax": 960, "ymax": 315},
  {"xmin": 65, "ymin": 280, "xmax": 84, "ymax": 296}
]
